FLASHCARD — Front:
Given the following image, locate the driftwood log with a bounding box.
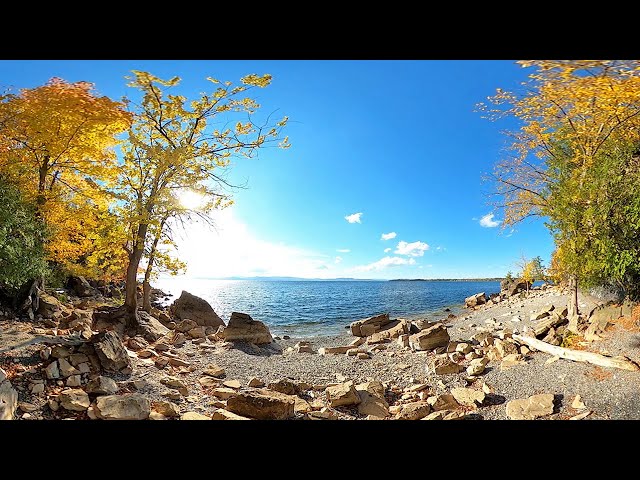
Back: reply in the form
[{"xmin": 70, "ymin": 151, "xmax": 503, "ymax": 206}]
[
  {"xmin": 513, "ymin": 334, "xmax": 640, "ymax": 372},
  {"xmin": 0, "ymin": 334, "xmax": 86, "ymax": 354}
]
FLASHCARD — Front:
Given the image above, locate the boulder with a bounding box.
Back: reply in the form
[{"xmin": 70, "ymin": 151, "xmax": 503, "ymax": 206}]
[
  {"xmin": 67, "ymin": 276, "xmax": 95, "ymax": 297},
  {"xmin": 366, "ymin": 319, "xmax": 410, "ymax": 343},
  {"xmin": 432, "ymin": 356, "xmax": 464, "ymax": 375},
  {"xmin": 464, "ymin": 292, "xmax": 487, "ymax": 308},
  {"xmin": 59, "ymin": 388, "xmax": 91, "ymax": 411},
  {"xmin": 37, "ymin": 293, "xmax": 62, "ymax": 318},
  {"xmin": 466, "ymin": 357, "xmax": 489, "ymax": 376},
  {"xmin": 95, "ymin": 394, "xmax": 150, "ymax": 420},
  {"xmin": 248, "ymin": 378, "xmax": 265, "ymax": 388},
  {"xmin": 506, "ymin": 393, "xmax": 555, "ymax": 420},
  {"xmin": 350, "ymin": 313, "xmax": 392, "ymax": 337},
  {"xmin": 395, "ymin": 401, "xmax": 431, "ymax": 420},
  {"xmin": 219, "ymin": 312, "xmax": 273, "ymax": 345},
  {"xmin": 267, "ymin": 378, "xmax": 299, "ymax": 396},
  {"xmin": 175, "ymin": 319, "xmax": 199, "ymax": 333},
  {"xmin": 85, "ymin": 376, "xmax": 119, "ymax": 395},
  {"xmin": 152, "ymin": 401, "xmax": 180, "ymax": 418},
  {"xmin": 409, "ymin": 323, "xmax": 450, "ymax": 351},
  {"xmin": 428, "ymin": 394, "xmax": 461, "ymax": 411},
  {"xmin": 325, "ymin": 381, "xmax": 361, "ymax": 407},
  {"xmin": 0, "ymin": 370, "xmax": 18, "ymax": 420},
  {"xmin": 451, "ymin": 387, "xmax": 485, "ymax": 407},
  {"xmin": 44, "ymin": 361, "xmax": 60, "ymax": 379},
  {"xmin": 500, "ymin": 278, "xmax": 531, "ymax": 297},
  {"xmin": 91, "ymin": 331, "xmax": 132, "ymax": 373},
  {"xmin": 355, "ymin": 381, "xmax": 389, "ymax": 418},
  {"xmin": 294, "ymin": 342, "xmax": 314, "ymax": 353},
  {"xmin": 170, "ymin": 291, "xmax": 224, "ymax": 328},
  {"xmin": 203, "ymin": 365, "xmax": 225, "ymax": 378},
  {"xmin": 226, "ymin": 389, "xmax": 295, "ymax": 420},
  {"xmin": 58, "ymin": 358, "xmax": 79, "ymax": 377},
  {"xmin": 137, "ymin": 311, "xmax": 170, "ymax": 342}
]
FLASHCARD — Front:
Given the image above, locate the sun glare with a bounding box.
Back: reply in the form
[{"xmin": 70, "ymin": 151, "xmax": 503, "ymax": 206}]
[{"xmin": 178, "ymin": 190, "xmax": 206, "ymax": 210}]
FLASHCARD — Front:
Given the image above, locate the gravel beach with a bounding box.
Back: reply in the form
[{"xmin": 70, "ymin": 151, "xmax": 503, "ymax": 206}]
[{"xmin": 2, "ymin": 286, "xmax": 640, "ymax": 420}]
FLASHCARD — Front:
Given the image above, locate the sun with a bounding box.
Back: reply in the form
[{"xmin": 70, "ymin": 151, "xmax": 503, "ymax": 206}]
[{"xmin": 177, "ymin": 189, "xmax": 206, "ymax": 210}]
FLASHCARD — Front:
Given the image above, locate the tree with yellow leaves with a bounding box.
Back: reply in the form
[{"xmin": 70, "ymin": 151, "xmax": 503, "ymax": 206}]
[
  {"xmin": 480, "ymin": 60, "xmax": 640, "ymax": 314},
  {"xmin": 0, "ymin": 78, "xmax": 131, "ymax": 277},
  {"xmin": 115, "ymin": 71, "xmax": 289, "ymax": 324}
]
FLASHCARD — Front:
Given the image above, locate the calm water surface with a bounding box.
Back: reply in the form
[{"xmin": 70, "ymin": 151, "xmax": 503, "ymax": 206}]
[{"xmin": 154, "ymin": 278, "xmax": 502, "ymax": 337}]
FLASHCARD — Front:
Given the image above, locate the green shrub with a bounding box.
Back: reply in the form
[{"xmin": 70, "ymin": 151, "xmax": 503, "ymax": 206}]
[{"xmin": 0, "ymin": 177, "xmax": 49, "ymax": 293}]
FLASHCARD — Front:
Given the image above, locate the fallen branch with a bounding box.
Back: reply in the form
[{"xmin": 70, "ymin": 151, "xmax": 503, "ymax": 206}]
[
  {"xmin": 513, "ymin": 334, "xmax": 640, "ymax": 372},
  {"xmin": 0, "ymin": 334, "xmax": 87, "ymax": 354}
]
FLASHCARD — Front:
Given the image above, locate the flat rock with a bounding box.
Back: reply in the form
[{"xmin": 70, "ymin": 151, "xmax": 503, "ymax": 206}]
[
  {"xmin": 325, "ymin": 381, "xmax": 361, "ymax": 407},
  {"xmin": 223, "ymin": 380, "xmax": 241, "ymax": 390},
  {"xmin": 226, "ymin": 388, "xmax": 295, "ymax": 420},
  {"xmin": 248, "ymin": 378, "xmax": 265, "ymax": 388},
  {"xmin": 44, "ymin": 361, "xmax": 60, "ymax": 379},
  {"xmin": 175, "ymin": 319, "xmax": 199, "ymax": 333},
  {"xmin": 203, "ymin": 365, "xmax": 225, "ymax": 378},
  {"xmin": 59, "ymin": 388, "xmax": 90, "ymax": 411},
  {"xmin": 181, "ymin": 411, "xmax": 211, "ymax": 420},
  {"xmin": 506, "ymin": 393, "xmax": 555, "ymax": 420},
  {"xmin": 58, "ymin": 358, "xmax": 79, "ymax": 377},
  {"xmin": 210, "ymin": 387, "xmax": 237, "ymax": 400},
  {"xmin": 318, "ymin": 346, "xmax": 351, "ymax": 355},
  {"xmin": 219, "ymin": 312, "xmax": 273, "ymax": 344},
  {"xmin": 451, "ymin": 387, "xmax": 485, "ymax": 407},
  {"xmin": 95, "ymin": 394, "xmax": 151, "ymax": 420},
  {"xmin": 170, "ymin": 291, "xmax": 224, "ymax": 328},
  {"xmin": 212, "ymin": 408, "xmax": 251, "ymax": 420},
  {"xmin": 501, "ymin": 353, "xmax": 526, "ymax": 370},
  {"xmin": 198, "ymin": 377, "xmax": 220, "ymax": 388}
]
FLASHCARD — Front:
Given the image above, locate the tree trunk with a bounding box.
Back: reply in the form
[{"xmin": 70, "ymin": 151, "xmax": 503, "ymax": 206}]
[
  {"xmin": 142, "ymin": 280, "xmax": 152, "ymax": 313},
  {"xmin": 568, "ymin": 274, "xmax": 579, "ymax": 317},
  {"xmin": 123, "ymin": 221, "xmax": 149, "ymax": 325}
]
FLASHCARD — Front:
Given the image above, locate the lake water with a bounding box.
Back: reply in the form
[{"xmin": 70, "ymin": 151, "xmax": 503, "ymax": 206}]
[
  {"xmin": 154, "ymin": 278, "xmax": 503, "ymax": 337},
  {"xmin": 154, "ymin": 277, "xmax": 500, "ymax": 337}
]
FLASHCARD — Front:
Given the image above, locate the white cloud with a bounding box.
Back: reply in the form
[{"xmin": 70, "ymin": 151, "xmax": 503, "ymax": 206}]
[
  {"xmin": 345, "ymin": 212, "xmax": 363, "ymax": 224},
  {"xmin": 479, "ymin": 213, "xmax": 501, "ymax": 228},
  {"xmin": 384, "ymin": 247, "xmax": 391, "ymax": 253},
  {"xmin": 334, "ymin": 256, "xmax": 343, "ymax": 264},
  {"xmin": 353, "ymin": 256, "xmax": 416, "ymax": 272},
  {"xmin": 337, "ymin": 249, "xmax": 350, "ymax": 253},
  {"xmin": 381, "ymin": 231, "xmax": 397, "ymax": 241},
  {"xmin": 394, "ymin": 240, "xmax": 429, "ymax": 257}
]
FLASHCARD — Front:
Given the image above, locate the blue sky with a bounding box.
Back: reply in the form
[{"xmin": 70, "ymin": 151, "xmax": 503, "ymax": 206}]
[{"xmin": 0, "ymin": 60, "xmax": 556, "ymax": 279}]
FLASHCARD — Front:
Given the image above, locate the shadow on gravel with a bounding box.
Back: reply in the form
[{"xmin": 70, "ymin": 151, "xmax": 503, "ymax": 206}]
[
  {"xmin": 628, "ymin": 335, "xmax": 640, "ymax": 349},
  {"xmin": 484, "ymin": 393, "xmax": 506, "ymax": 406},
  {"xmin": 553, "ymin": 393, "xmax": 564, "ymax": 413},
  {"xmin": 464, "ymin": 413, "xmax": 484, "ymax": 420},
  {"xmin": 232, "ymin": 342, "xmax": 283, "ymax": 357}
]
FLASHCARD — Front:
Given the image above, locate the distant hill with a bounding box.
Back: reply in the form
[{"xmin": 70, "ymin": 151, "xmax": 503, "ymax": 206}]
[{"xmin": 220, "ymin": 276, "xmax": 378, "ymax": 282}]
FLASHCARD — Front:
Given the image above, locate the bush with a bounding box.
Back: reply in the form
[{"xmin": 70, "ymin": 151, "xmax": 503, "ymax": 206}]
[{"xmin": 0, "ymin": 177, "xmax": 49, "ymax": 293}]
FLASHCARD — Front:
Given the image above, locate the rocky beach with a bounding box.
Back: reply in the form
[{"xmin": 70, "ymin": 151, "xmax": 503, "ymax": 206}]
[{"xmin": 1, "ymin": 277, "xmax": 639, "ymax": 421}]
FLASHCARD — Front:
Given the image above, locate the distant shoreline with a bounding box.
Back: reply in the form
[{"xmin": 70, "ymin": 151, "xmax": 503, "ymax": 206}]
[
  {"xmin": 168, "ymin": 276, "xmax": 505, "ymax": 282},
  {"xmin": 389, "ymin": 278, "xmax": 504, "ymax": 282}
]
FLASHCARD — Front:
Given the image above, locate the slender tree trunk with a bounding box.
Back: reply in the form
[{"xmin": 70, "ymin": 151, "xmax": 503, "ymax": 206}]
[
  {"xmin": 124, "ymin": 223, "xmax": 149, "ymax": 322},
  {"xmin": 568, "ymin": 274, "xmax": 579, "ymax": 317},
  {"xmin": 142, "ymin": 218, "xmax": 166, "ymax": 313},
  {"xmin": 37, "ymin": 156, "xmax": 49, "ymax": 206}
]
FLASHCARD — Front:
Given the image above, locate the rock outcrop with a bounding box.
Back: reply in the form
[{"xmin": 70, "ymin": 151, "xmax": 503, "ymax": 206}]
[
  {"xmin": 169, "ymin": 291, "xmax": 224, "ymax": 328},
  {"xmin": 500, "ymin": 278, "xmax": 531, "ymax": 297},
  {"xmin": 219, "ymin": 312, "xmax": 273, "ymax": 345},
  {"xmin": 67, "ymin": 276, "xmax": 95, "ymax": 297},
  {"xmin": 95, "ymin": 394, "xmax": 151, "ymax": 420},
  {"xmin": 506, "ymin": 393, "xmax": 555, "ymax": 420}
]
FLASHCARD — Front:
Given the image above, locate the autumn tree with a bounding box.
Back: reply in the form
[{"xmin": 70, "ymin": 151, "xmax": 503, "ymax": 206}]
[
  {"xmin": 480, "ymin": 60, "xmax": 640, "ymax": 315},
  {"xmin": 0, "ymin": 78, "xmax": 131, "ymax": 278},
  {"xmin": 115, "ymin": 71, "xmax": 289, "ymax": 324}
]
